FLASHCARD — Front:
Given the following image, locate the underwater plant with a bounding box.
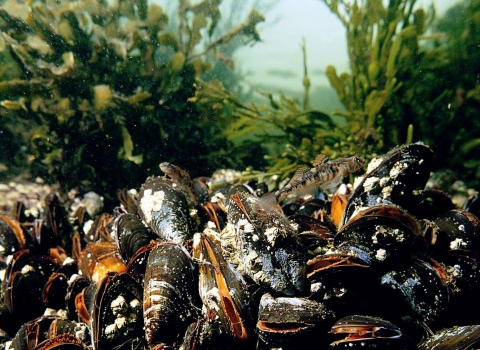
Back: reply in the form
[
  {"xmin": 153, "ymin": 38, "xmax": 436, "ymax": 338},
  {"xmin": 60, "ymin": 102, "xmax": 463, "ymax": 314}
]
[
  {"xmin": 324, "ymin": 0, "xmax": 480, "ymax": 188},
  {"xmin": 195, "ymin": 0, "xmax": 480, "ymax": 191},
  {"xmin": 0, "ymin": 0, "xmax": 265, "ymax": 206}
]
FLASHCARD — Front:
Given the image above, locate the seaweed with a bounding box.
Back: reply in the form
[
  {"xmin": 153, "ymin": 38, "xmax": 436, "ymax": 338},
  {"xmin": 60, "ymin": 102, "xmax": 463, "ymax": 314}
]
[
  {"xmin": 201, "ymin": 0, "xmax": 480, "ymax": 190},
  {"xmin": 0, "ymin": 0, "xmax": 265, "ymax": 206}
]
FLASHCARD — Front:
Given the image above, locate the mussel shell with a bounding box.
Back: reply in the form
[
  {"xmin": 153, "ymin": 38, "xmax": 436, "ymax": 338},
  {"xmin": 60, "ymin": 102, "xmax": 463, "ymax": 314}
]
[
  {"xmin": 75, "ymin": 283, "xmax": 97, "ymax": 326},
  {"xmin": 200, "ymin": 201, "xmax": 227, "ymax": 232},
  {"xmin": 257, "ymin": 293, "xmax": 334, "ymax": 348},
  {"xmin": 306, "ymin": 254, "xmax": 378, "ymax": 318},
  {"xmin": 331, "ymin": 314, "xmax": 400, "ymax": 333},
  {"xmin": 138, "ymin": 176, "xmax": 192, "ymax": 244},
  {"xmin": 193, "ymin": 232, "xmax": 252, "ymax": 341},
  {"xmin": 48, "ymin": 318, "xmax": 85, "ymax": 340},
  {"xmin": 113, "ymin": 213, "xmax": 157, "ymax": 263},
  {"xmin": 341, "ymin": 143, "xmax": 433, "ymax": 225},
  {"xmin": 417, "ymin": 324, "xmax": 480, "ymax": 350},
  {"xmin": 0, "ymin": 303, "xmax": 20, "ymax": 338},
  {"xmin": 0, "ymin": 215, "xmax": 31, "ymax": 256},
  {"xmin": 379, "ymin": 259, "xmax": 449, "ymax": 327},
  {"xmin": 409, "ymin": 188, "xmax": 455, "ymax": 220},
  {"xmin": 3, "ymin": 250, "xmax": 57, "ymax": 323},
  {"xmin": 193, "ymin": 177, "xmax": 211, "ymax": 205},
  {"xmin": 227, "ymin": 191, "xmax": 306, "ymax": 296},
  {"xmin": 143, "ymin": 242, "xmax": 196, "ymax": 348},
  {"xmin": 31, "ymin": 333, "xmax": 87, "ymax": 350},
  {"xmin": 437, "ymin": 250, "xmax": 480, "ymax": 326},
  {"xmin": 335, "ymin": 205, "xmax": 420, "ymax": 265},
  {"xmin": 42, "ymin": 273, "xmax": 69, "ymax": 310},
  {"xmin": 77, "ymin": 241, "xmax": 127, "ymax": 284},
  {"xmin": 330, "ymin": 315, "xmax": 412, "ymax": 349},
  {"xmin": 10, "ymin": 315, "xmax": 58, "ymax": 350},
  {"xmin": 92, "ymin": 272, "xmax": 143, "ymax": 350},
  {"xmin": 125, "ymin": 241, "xmax": 158, "ymax": 285},
  {"xmin": 433, "ymin": 209, "xmax": 480, "ymax": 252},
  {"xmin": 65, "ymin": 276, "xmax": 90, "ymax": 321},
  {"xmin": 306, "ymin": 254, "xmax": 370, "ymax": 279}
]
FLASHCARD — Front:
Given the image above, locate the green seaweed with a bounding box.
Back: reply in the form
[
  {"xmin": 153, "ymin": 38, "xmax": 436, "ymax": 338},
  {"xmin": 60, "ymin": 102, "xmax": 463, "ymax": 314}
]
[
  {"xmin": 0, "ymin": 0, "xmax": 265, "ymax": 206},
  {"xmin": 207, "ymin": 0, "xmax": 480, "ymax": 190}
]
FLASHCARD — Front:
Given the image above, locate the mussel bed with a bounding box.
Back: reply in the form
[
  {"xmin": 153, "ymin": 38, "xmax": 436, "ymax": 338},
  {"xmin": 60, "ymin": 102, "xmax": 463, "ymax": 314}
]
[{"xmin": 1, "ymin": 143, "xmax": 480, "ymax": 349}]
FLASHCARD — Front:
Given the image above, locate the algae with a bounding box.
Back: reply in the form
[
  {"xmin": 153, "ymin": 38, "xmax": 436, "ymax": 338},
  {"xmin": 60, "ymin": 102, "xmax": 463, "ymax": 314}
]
[{"xmin": 0, "ymin": 0, "xmax": 266, "ymax": 206}]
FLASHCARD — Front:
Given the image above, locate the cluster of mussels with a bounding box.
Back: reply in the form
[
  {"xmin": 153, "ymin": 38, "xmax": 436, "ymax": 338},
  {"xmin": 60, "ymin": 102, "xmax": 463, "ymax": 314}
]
[{"xmin": 1, "ymin": 143, "xmax": 480, "ymax": 349}]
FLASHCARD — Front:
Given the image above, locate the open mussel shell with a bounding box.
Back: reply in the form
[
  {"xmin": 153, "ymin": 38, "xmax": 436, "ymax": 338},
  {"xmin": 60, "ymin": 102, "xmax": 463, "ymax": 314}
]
[
  {"xmin": 193, "ymin": 232, "xmax": 253, "ymax": 342},
  {"xmin": 91, "ymin": 272, "xmax": 143, "ymax": 350},
  {"xmin": 143, "ymin": 242, "xmax": 197, "ymax": 348},
  {"xmin": 330, "ymin": 315, "xmax": 413, "ymax": 349},
  {"xmin": 138, "ymin": 176, "xmax": 192, "ymax": 244},
  {"xmin": 342, "ymin": 143, "xmax": 433, "ymax": 225},
  {"xmin": 305, "ymin": 253, "xmax": 379, "ymax": 319},
  {"xmin": 335, "ymin": 205, "xmax": 420, "ymax": 266},
  {"xmin": 227, "ymin": 191, "xmax": 306, "ymax": 296},
  {"xmin": 306, "ymin": 254, "xmax": 370, "ymax": 279},
  {"xmin": 417, "ymin": 324, "xmax": 480, "ymax": 350},
  {"xmin": 113, "ymin": 213, "xmax": 158, "ymax": 263},
  {"xmin": 257, "ymin": 293, "xmax": 335, "ymax": 348}
]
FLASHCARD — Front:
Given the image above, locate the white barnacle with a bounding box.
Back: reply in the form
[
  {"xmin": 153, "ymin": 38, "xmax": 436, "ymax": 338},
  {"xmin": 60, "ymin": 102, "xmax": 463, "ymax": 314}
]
[
  {"xmin": 366, "ymin": 156, "xmax": 384, "ymax": 173},
  {"xmin": 104, "ymin": 323, "xmax": 117, "ymax": 335},
  {"xmin": 394, "ymin": 230, "xmax": 405, "ymax": 242},
  {"xmin": 379, "ymin": 176, "xmax": 390, "ymax": 187},
  {"xmin": 210, "ymin": 192, "xmax": 225, "ymax": 204},
  {"xmin": 114, "ymin": 316, "xmax": 127, "ymax": 329},
  {"xmin": 390, "ymin": 161, "xmax": 407, "ymax": 178},
  {"xmin": 204, "ymin": 287, "xmax": 221, "ymax": 312},
  {"xmin": 75, "ymin": 323, "xmax": 88, "ymax": 341},
  {"xmin": 63, "ymin": 257, "xmax": 75, "ymax": 266},
  {"xmin": 44, "ymin": 308, "xmax": 57, "ymax": 316},
  {"xmin": 450, "ymin": 238, "xmax": 467, "ymax": 250},
  {"xmin": 382, "ymin": 185, "xmax": 393, "ymax": 199},
  {"xmin": 21, "ymin": 264, "xmax": 35, "ymax": 274},
  {"xmin": 237, "ymin": 218, "xmax": 250, "ymax": 231},
  {"xmin": 375, "ymin": 248, "xmax": 387, "ymax": 261},
  {"xmin": 244, "ymin": 222, "xmax": 254, "ymax": 234},
  {"xmin": 447, "ymin": 264, "xmax": 463, "ymax": 279},
  {"xmin": 264, "ymin": 227, "xmax": 279, "ymax": 246},
  {"xmin": 254, "ymin": 270, "xmax": 269, "ymax": 283},
  {"xmin": 83, "ymin": 220, "xmax": 94, "ymax": 236},
  {"xmin": 207, "ymin": 221, "xmax": 217, "ymax": 229},
  {"xmin": 139, "ymin": 189, "xmax": 165, "ymax": 225},
  {"xmin": 310, "ymin": 282, "xmax": 323, "ymax": 293},
  {"xmin": 110, "ymin": 295, "xmax": 127, "ymax": 315}
]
